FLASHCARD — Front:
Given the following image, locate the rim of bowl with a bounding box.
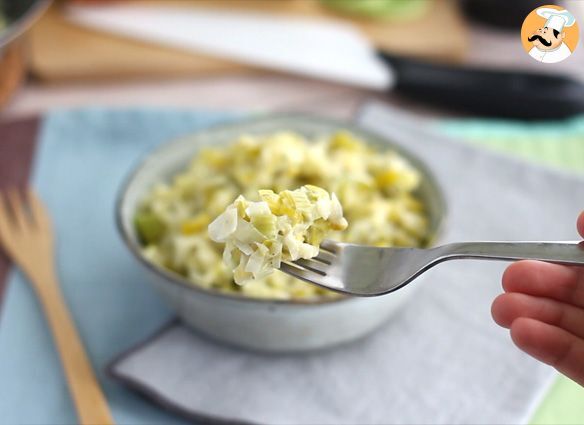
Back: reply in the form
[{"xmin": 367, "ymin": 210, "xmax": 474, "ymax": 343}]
[
  {"xmin": 115, "ymin": 113, "xmax": 447, "ymax": 306},
  {"xmin": 0, "ymin": 0, "xmax": 51, "ymax": 48}
]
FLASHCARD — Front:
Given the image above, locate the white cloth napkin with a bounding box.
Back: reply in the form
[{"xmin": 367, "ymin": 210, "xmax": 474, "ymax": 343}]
[{"xmin": 108, "ymin": 102, "xmax": 584, "ymax": 424}]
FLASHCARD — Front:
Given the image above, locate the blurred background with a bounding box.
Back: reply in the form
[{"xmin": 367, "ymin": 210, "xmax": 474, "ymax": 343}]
[{"xmin": 1, "ymin": 0, "xmax": 582, "ymax": 120}]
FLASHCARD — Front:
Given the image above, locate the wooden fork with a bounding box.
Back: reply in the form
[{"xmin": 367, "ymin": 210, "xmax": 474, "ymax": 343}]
[{"xmin": 0, "ymin": 188, "xmax": 114, "ymax": 425}]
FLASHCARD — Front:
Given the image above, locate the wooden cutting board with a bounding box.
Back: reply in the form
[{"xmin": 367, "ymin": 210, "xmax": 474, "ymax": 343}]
[{"xmin": 27, "ymin": 0, "xmax": 468, "ymax": 82}]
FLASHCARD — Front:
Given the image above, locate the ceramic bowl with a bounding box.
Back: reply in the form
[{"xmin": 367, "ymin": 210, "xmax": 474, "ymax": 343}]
[{"xmin": 116, "ymin": 114, "xmax": 446, "ymax": 352}]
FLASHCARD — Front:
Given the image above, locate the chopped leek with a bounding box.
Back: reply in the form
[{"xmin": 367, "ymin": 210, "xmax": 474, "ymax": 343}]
[
  {"xmin": 209, "ymin": 186, "xmax": 347, "ymax": 284},
  {"xmin": 135, "ymin": 212, "xmax": 166, "ymax": 244},
  {"xmin": 135, "ymin": 131, "xmax": 428, "ymax": 300}
]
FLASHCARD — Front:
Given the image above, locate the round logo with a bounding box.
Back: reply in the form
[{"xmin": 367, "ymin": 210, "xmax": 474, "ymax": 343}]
[{"xmin": 521, "ymin": 4, "xmax": 579, "ymax": 64}]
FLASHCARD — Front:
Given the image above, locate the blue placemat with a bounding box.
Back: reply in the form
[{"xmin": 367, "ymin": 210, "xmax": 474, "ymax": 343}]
[{"xmin": 0, "ymin": 108, "xmax": 237, "ymax": 424}]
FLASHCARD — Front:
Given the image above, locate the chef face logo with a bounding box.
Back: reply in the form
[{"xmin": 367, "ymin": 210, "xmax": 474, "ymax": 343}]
[
  {"xmin": 528, "ymin": 27, "xmax": 564, "ymax": 50},
  {"xmin": 521, "ymin": 5, "xmax": 579, "ymax": 63}
]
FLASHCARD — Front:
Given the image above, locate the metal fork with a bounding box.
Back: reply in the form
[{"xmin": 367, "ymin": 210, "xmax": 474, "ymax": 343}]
[
  {"xmin": 0, "ymin": 188, "xmax": 114, "ymax": 425},
  {"xmin": 281, "ymin": 239, "xmax": 584, "ymax": 296}
]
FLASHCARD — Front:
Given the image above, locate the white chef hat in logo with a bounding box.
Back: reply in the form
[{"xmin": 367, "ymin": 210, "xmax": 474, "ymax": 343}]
[{"xmin": 536, "ymin": 7, "xmax": 576, "ymax": 32}]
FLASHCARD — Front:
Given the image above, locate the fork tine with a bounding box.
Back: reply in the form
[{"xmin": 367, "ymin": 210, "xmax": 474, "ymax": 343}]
[
  {"xmin": 320, "ymin": 239, "xmax": 339, "ymax": 253},
  {"xmin": 27, "ymin": 188, "xmax": 50, "ymax": 229},
  {"xmin": 314, "ymin": 249, "xmax": 335, "ymax": 264},
  {"xmin": 0, "ymin": 192, "xmax": 11, "ymax": 242},
  {"xmin": 294, "ymin": 258, "xmax": 328, "ymax": 274},
  {"xmin": 280, "ymin": 262, "xmax": 321, "ymax": 285},
  {"xmin": 7, "ymin": 189, "xmax": 29, "ymax": 231}
]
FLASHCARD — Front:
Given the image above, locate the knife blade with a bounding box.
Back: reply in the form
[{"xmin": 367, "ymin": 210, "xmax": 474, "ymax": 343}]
[{"xmin": 65, "ymin": 4, "xmax": 393, "ymax": 90}]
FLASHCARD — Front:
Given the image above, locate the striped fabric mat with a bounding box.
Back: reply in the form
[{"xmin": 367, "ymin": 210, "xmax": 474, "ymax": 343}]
[{"xmin": 440, "ymin": 117, "xmax": 584, "ymax": 174}]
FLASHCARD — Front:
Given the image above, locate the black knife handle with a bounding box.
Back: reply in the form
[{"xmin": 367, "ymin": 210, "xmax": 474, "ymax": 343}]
[{"xmin": 378, "ymin": 51, "xmax": 584, "ymax": 120}]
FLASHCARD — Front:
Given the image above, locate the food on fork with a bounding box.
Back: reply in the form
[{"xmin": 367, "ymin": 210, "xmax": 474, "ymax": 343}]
[
  {"xmin": 134, "ymin": 130, "xmax": 428, "ymax": 300},
  {"xmin": 209, "ymin": 186, "xmax": 348, "ymax": 284}
]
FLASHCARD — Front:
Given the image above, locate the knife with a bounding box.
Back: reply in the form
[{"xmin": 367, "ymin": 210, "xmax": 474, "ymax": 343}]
[{"xmin": 65, "ymin": 4, "xmax": 584, "ymax": 119}]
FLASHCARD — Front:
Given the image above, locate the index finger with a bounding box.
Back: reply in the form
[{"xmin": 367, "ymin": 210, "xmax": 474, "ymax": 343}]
[{"xmin": 578, "ymin": 211, "xmax": 584, "ymax": 239}]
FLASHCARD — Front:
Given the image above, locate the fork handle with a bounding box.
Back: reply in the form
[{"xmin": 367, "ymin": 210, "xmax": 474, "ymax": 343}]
[
  {"xmin": 31, "ymin": 269, "xmax": 115, "ymax": 425},
  {"xmin": 442, "ymin": 241, "xmax": 584, "ymax": 266}
]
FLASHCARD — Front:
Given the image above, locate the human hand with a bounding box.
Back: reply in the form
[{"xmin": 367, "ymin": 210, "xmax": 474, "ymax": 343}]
[{"xmin": 492, "ymin": 211, "xmax": 584, "ymax": 386}]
